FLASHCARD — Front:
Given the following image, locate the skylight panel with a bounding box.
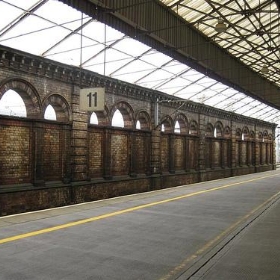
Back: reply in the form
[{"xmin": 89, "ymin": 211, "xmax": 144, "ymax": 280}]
[
  {"xmin": 0, "ymin": 1, "xmax": 22, "ymax": 32},
  {"xmin": 111, "ymin": 69, "xmax": 157, "ymax": 84},
  {"xmin": 0, "ymin": 15, "xmax": 71, "ymax": 55},
  {"xmin": 156, "ymin": 77, "xmax": 193, "ymax": 91},
  {"xmin": 34, "ymin": 0, "xmax": 81, "ymax": 25},
  {"xmin": 181, "ymin": 69, "xmax": 205, "ymax": 81},
  {"xmin": 113, "ymin": 37, "xmax": 151, "ymax": 57},
  {"xmin": 140, "ymin": 51, "xmax": 173, "ymax": 67},
  {"xmin": 82, "ymin": 22, "xmax": 124, "ymax": 44},
  {"xmin": 111, "ymin": 59, "xmax": 155, "ymax": 77},
  {"xmin": 4, "ymin": 0, "xmax": 39, "ymax": 10}
]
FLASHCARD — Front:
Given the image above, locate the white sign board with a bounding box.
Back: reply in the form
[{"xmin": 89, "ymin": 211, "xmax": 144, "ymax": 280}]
[{"xmin": 80, "ymin": 88, "xmax": 105, "ymax": 111}]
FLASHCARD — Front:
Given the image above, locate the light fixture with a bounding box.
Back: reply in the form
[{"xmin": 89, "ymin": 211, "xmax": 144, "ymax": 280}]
[
  {"xmin": 260, "ymin": 65, "xmax": 269, "ymax": 74},
  {"xmin": 215, "ymin": 18, "xmax": 227, "ymax": 33}
]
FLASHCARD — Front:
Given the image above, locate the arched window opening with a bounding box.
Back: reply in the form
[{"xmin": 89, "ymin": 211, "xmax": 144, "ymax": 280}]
[
  {"xmin": 90, "ymin": 112, "xmax": 98, "ymax": 125},
  {"xmin": 214, "ymin": 128, "xmax": 217, "ymax": 138},
  {"xmin": 174, "ymin": 120, "xmax": 180, "ymax": 133},
  {"xmin": 44, "ymin": 105, "xmax": 56, "ymax": 121},
  {"xmin": 161, "ymin": 124, "xmax": 165, "ymax": 132},
  {"xmin": 0, "ymin": 89, "xmax": 27, "ymax": 117},
  {"xmin": 242, "ymin": 133, "xmax": 245, "ymax": 141},
  {"xmin": 136, "ymin": 120, "xmax": 141, "ymax": 129},
  {"xmin": 112, "ymin": 109, "xmax": 124, "ymax": 128}
]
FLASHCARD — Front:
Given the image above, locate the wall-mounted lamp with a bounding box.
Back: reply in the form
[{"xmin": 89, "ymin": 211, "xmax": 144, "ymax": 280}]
[
  {"xmin": 260, "ymin": 64, "xmax": 269, "ymax": 74},
  {"xmin": 215, "ymin": 18, "xmax": 227, "ymax": 33}
]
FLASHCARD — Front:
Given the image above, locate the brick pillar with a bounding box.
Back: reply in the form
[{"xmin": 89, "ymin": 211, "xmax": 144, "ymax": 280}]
[
  {"xmin": 103, "ymin": 128, "xmax": 112, "ymax": 179},
  {"xmin": 33, "ymin": 122, "xmax": 45, "ymax": 186},
  {"xmin": 231, "ymin": 121, "xmax": 236, "ymax": 171},
  {"xmin": 129, "ymin": 132, "xmax": 137, "ymax": 177},
  {"xmin": 254, "ymin": 125, "xmax": 260, "ymax": 168},
  {"xmin": 169, "ymin": 134, "xmax": 175, "ymax": 173},
  {"xmin": 151, "ymin": 129, "xmax": 161, "ymax": 174},
  {"xmin": 272, "ymin": 125, "xmax": 276, "ymax": 169},
  {"xmin": 71, "ymin": 85, "xmax": 89, "ymax": 181},
  {"xmin": 185, "ymin": 137, "xmax": 189, "ymax": 171},
  {"xmin": 221, "ymin": 139, "xmax": 226, "ymax": 168},
  {"xmin": 198, "ymin": 113, "xmax": 206, "ymax": 181},
  {"xmin": 62, "ymin": 124, "xmax": 71, "ymax": 183}
]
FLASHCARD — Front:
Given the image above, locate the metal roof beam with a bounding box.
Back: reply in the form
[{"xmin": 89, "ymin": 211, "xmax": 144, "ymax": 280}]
[{"xmin": 58, "ymin": 0, "xmax": 280, "ymax": 110}]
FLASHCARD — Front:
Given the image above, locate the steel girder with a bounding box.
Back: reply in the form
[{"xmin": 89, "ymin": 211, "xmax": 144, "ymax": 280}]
[{"xmin": 59, "ymin": 0, "xmax": 280, "ymax": 110}]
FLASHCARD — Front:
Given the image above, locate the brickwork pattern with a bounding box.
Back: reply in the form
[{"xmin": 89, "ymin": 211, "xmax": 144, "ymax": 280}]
[
  {"xmin": 0, "ymin": 46, "xmax": 277, "ymax": 215},
  {"xmin": 42, "ymin": 127, "xmax": 61, "ymax": 180},
  {"xmin": 88, "ymin": 129, "xmax": 104, "ymax": 178},
  {"xmin": 0, "ymin": 121, "xmax": 31, "ymax": 184},
  {"xmin": 111, "ymin": 132, "xmax": 129, "ymax": 176},
  {"xmin": 174, "ymin": 136, "xmax": 184, "ymax": 170}
]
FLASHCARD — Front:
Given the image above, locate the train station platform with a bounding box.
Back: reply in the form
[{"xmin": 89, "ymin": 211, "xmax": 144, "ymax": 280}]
[{"xmin": 1, "ymin": 170, "xmax": 280, "ymax": 280}]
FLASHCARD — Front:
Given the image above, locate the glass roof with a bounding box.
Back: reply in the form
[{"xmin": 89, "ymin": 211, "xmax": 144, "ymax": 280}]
[
  {"xmin": 160, "ymin": 0, "xmax": 280, "ymax": 86},
  {"xmin": 0, "ymin": 0, "xmax": 280, "ymax": 125}
]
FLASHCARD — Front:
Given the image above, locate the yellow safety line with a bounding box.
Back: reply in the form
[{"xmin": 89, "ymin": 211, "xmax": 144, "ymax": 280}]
[{"xmin": 0, "ymin": 173, "xmax": 278, "ymax": 245}]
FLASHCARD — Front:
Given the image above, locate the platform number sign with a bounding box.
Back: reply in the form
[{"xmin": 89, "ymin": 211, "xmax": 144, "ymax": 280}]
[{"xmin": 80, "ymin": 88, "xmax": 105, "ymax": 111}]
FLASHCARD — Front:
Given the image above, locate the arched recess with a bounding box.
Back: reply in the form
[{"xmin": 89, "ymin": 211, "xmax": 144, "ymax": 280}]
[
  {"xmin": 263, "ymin": 130, "xmax": 269, "ymax": 141},
  {"xmin": 135, "ymin": 110, "xmax": 151, "ymax": 130},
  {"xmin": 0, "ymin": 78, "xmax": 41, "ymax": 118},
  {"xmin": 89, "ymin": 105, "xmax": 109, "ymax": 126},
  {"xmin": 174, "ymin": 113, "xmax": 188, "ymax": 134},
  {"xmin": 110, "ymin": 101, "xmax": 134, "ymax": 129},
  {"xmin": 236, "ymin": 128, "xmax": 242, "ymax": 140},
  {"xmin": 42, "ymin": 94, "xmax": 71, "ymax": 122},
  {"xmin": 224, "ymin": 126, "xmax": 231, "ymax": 139},
  {"xmin": 249, "ymin": 130, "xmax": 255, "ymax": 141},
  {"xmin": 206, "ymin": 123, "xmax": 214, "ymax": 137},
  {"xmin": 242, "ymin": 126, "xmax": 249, "ymax": 141},
  {"xmin": 160, "ymin": 115, "xmax": 173, "ymax": 133},
  {"xmin": 214, "ymin": 121, "xmax": 224, "ymax": 138},
  {"xmin": 189, "ymin": 120, "xmax": 198, "ymax": 135}
]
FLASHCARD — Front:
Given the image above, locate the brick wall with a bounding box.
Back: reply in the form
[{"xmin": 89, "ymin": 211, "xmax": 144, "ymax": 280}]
[
  {"xmin": 0, "ymin": 119, "xmax": 31, "ymax": 185},
  {"xmin": 0, "ymin": 46, "xmax": 276, "ymax": 216}
]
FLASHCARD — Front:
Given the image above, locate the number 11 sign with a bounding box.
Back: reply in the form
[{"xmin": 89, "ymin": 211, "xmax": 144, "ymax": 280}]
[{"xmin": 80, "ymin": 88, "xmax": 105, "ymax": 111}]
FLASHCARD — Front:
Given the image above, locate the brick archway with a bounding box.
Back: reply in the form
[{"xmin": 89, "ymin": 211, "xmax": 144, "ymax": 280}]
[
  {"xmin": 189, "ymin": 120, "xmax": 198, "ymax": 135},
  {"xmin": 174, "ymin": 113, "xmax": 188, "ymax": 134},
  {"xmin": 161, "ymin": 115, "xmax": 174, "ymax": 133},
  {"xmin": 42, "ymin": 94, "xmax": 71, "ymax": 122},
  {"xmin": 0, "ymin": 78, "xmax": 41, "ymax": 118},
  {"xmin": 111, "ymin": 101, "xmax": 135, "ymax": 128},
  {"xmin": 89, "ymin": 105, "xmax": 110, "ymax": 126},
  {"xmin": 135, "ymin": 110, "xmax": 151, "ymax": 130}
]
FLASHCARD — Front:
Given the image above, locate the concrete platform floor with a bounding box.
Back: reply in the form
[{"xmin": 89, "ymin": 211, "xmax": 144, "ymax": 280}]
[{"xmin": 1, "ymin": 170, "xmax": 280, "ymax": 280}]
